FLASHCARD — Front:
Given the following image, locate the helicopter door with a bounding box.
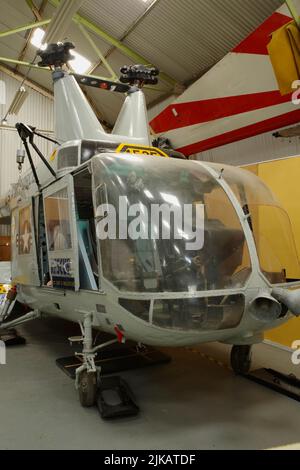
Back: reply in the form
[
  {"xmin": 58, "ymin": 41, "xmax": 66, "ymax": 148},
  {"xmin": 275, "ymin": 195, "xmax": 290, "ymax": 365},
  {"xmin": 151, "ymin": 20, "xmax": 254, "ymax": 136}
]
[{"xmin": 43, "ymin": 174, "xmax": 79, "ymax": 291}]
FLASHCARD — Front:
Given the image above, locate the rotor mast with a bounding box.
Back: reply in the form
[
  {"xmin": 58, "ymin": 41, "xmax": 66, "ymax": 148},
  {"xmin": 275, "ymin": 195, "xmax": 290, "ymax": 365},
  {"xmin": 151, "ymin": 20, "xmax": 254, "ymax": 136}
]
[{"xmin": 37, "ymin": 42, "xmax": 158, "ymax": 146}]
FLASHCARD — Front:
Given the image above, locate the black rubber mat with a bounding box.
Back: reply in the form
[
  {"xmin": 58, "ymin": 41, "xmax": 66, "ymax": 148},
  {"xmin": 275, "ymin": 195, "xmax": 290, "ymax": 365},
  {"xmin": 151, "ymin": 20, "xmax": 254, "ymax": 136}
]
[
  {"xmin": 97, "ymin": 376, "xmax": 140, "ymax": 419},
  {"xmin": 0, "ymin": 329, "xmax": 26, "ymax": 346},
  {"xmin": 244, "ymin": 368, "xmax": 300, "ymax": 402},
  {"xmin": 56, "ymin": 343, "xmax": 171, "ymax": 379}
]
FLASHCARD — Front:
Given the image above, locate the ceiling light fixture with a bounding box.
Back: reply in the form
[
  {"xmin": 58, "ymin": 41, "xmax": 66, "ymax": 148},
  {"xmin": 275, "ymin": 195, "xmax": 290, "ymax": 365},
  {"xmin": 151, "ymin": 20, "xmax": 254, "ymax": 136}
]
[
  {"xmin": 1, "ymin": 86, "xmax": 28, "ymax": 125},
  {"xmin": 68, "ymin": 51, "xmax": 92, "ymax": 74},
  {"xmin": 30, "ymin": 27, "xmax": 46, "ymax": 49},
  {"xmin": 7, "ymin": 86, "xmax": 28, "ymax": 115}
]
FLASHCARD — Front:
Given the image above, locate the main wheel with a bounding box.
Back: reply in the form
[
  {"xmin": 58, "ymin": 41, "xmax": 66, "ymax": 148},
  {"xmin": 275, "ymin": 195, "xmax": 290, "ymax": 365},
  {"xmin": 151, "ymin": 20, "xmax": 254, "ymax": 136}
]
[
  {"xmin": 230, "ymin": 345, "xmax": 252, "ymax": 375},
  {"xmin": 78, "ymin": 370, "xmax": 97, "ymax": 407}
]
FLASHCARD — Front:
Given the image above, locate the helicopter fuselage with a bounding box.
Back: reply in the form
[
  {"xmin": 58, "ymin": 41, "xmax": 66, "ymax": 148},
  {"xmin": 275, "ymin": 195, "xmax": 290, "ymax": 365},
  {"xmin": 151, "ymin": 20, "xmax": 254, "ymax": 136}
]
[{"xmin": 7, "ymin": 144, "xmax": 296, "ymax": 347}]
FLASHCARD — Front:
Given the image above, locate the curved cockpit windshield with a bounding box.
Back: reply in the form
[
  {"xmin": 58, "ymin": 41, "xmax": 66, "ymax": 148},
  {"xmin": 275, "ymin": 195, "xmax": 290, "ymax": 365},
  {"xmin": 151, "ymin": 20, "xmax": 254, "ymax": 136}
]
[
  {"xmin": 206, "ymin": 163, "xmax": 300, "ymax": 284},
  {"xmin": 92, "ymin": 155, "xmax": 251, "ymax": 293}
]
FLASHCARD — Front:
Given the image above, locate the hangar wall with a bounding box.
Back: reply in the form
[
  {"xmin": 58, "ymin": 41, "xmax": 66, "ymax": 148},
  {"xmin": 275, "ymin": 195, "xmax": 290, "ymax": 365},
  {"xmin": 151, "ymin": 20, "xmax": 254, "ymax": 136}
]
[
  {"xmin": 0, "ymin": 70, "xmax": 54, "ymax": 196},
  {"xmin": 196, "ymin": 128, "xmax": 300, "ymax": 166}
]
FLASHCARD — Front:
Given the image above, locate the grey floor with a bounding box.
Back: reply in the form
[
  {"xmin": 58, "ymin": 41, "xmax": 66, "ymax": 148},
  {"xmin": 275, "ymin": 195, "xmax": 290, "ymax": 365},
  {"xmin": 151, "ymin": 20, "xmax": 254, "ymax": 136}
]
[{"xmin": 1, "ymin": 317, "xmax": 300, "ymax": 450}]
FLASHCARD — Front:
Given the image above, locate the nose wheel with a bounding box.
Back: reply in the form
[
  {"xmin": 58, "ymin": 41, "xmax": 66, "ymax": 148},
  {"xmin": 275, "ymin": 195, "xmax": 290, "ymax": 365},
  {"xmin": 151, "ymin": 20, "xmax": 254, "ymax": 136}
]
[
  {"xmin": 230, "ymin": 345, "xmax": 252, "ymax": 375},
  {"xmin": 73, "ymin": 313, "xmax": 99, "ymax": 408},
  {"xmin": 78, "ymin": 370, "xmax": 98, "ymax": 407},
  {"xmin": 73, "ymin": 313, "xmax": 118, "ymax": 408}
]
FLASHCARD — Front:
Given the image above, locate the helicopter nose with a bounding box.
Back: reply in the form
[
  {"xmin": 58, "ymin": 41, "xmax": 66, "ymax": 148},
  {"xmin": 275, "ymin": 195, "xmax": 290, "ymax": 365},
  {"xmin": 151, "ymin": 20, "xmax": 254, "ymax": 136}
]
[{"xmin": 249, "ymin": 292, "xmax": 284, "ymax": 322}]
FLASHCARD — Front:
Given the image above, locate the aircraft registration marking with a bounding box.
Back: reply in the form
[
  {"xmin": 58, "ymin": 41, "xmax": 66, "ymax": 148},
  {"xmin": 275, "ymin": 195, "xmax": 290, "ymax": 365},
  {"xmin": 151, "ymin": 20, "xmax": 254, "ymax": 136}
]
[{"xmin": 116, "ymin": 143, "xmax": 169, "ymax": 158}]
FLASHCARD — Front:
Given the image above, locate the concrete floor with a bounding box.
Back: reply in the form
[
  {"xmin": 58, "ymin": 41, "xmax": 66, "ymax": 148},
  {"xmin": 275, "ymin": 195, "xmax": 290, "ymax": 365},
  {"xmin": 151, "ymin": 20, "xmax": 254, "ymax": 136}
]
[{"xmin": 1, "ymin": 317, "xmax": 300, "ymax": 450}]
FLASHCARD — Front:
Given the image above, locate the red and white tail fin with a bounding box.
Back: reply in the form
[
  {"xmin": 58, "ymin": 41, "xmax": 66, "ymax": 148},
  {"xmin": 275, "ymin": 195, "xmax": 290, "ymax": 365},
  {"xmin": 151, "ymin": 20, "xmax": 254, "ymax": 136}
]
[{"xmin": 150, "ymin": 2, "xmax": 300, "ymax": 155}]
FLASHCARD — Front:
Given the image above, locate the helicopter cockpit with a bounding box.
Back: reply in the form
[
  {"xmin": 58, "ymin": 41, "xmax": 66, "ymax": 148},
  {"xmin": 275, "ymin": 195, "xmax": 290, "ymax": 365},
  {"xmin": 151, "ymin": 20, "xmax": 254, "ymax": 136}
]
[
  {"xmin": 90, "ymin": 153, "xmax": 300, "ymax": 332},
  {"xmin": 92, "ymin": 155, "xmax": 252, "ymax": 293}
]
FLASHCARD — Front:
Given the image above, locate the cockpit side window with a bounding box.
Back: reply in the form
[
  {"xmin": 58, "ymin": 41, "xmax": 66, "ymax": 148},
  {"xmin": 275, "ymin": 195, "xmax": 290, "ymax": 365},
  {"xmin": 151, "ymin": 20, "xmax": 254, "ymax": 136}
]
[
  {"xmin": 44, "ymin": 188, "xmax": 72, "ymax": 252},
  {"xmin": 204, "ymin": 186, "xmax": 251, "ymax": 288},
  {"xmin": 207, "ymin": 163, "xmax": 300, "ymax": 284}
]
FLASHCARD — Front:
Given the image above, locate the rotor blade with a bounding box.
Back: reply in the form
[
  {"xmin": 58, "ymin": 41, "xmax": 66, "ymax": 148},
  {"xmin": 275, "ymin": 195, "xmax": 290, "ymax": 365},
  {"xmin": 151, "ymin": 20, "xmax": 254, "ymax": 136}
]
[{"xmin": 72, "ymin": 73, "xmax": 131, "ymax": 93}]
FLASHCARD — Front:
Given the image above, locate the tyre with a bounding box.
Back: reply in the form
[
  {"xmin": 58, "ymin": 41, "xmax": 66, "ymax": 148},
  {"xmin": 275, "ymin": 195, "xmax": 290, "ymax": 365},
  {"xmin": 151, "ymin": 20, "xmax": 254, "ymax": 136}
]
[
  {"xmin": 78, "ymin": 370, "xmax": 97, "ymax": 407},
  {"xmin": 230, "ymin": 345, "xmax": 252, "ymax": 375}
]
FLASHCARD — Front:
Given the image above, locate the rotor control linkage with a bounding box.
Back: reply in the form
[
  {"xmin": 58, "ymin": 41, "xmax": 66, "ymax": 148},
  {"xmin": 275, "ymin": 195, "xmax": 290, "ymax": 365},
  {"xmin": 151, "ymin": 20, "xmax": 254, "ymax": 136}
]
[
  {"xmin": 120, "ymin": 64, "xmax": 160, "ymax": 87},
  {"xmin": 15, "ymin": 123, "xmax": 57, "ymax": 189}
]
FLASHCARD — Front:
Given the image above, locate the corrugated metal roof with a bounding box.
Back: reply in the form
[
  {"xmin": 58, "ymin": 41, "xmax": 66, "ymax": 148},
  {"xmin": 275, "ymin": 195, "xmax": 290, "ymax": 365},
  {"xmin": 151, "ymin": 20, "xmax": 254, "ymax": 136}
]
[
  {"xmin": 123, "ymin": 0, "xmax": 283, "ymax": 82},
  {"xmin": 0, "ymin": 0, "xmax": 284, "ymax": 125},
  {"xmin": 0, "ymin": 0, "xmax": 31, "ymax": 60},
  {"xmin": 79, "ymin": 0, "xmax": 153, "ymax": 39}
]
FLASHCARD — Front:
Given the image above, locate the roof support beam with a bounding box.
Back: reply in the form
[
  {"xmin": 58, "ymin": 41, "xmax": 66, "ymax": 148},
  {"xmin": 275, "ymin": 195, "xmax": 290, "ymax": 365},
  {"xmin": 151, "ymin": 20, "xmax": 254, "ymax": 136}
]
[
  {"xmin": 0, "ymin": 57, "xmax": 47, "ymax": 70},
  {"xmin": 0, "ymin": 1, "xmax": 178, "ymax": 88},
  {"xmin": 49, "ymin": 0, "xmax": 177, "ymax": 88},
  {"xmin": 0, "ymin": 123, "xmax": 53, "ymax": 133},
  {"xmin": 0, "ymin": 56, "xmax": 118, "ymax": 83},
  {"xmin": 0, "ymin": 63, "xmax": 111, "ymax": 128},
  {"xmin": 89, "ymin": 0, "xmax": 160, "ymax": 75},
  {"xmin": 0, "ymin": 63, "xmax": 53, "ymax": 100},
  {"xmin": 77, "ymin": 23, "xmax": 118, "ymax": 80},
  {"xmin": 16, "ymin": 0, "xmax": 48, "ymax": 72},
  {"xmin": 72, "ymin": 16, "xmax": 177, "ymax": 87},
  {"xmin": 0, "ymin": 19, "xmax": 50, "ymax": 38},
  {"xmin": 26, "ymin": 0, "xmax": 43, "ymax": 21},
  {"xmin": 43, "ymin": 0, "xmax": 84, "ymax": 44}
]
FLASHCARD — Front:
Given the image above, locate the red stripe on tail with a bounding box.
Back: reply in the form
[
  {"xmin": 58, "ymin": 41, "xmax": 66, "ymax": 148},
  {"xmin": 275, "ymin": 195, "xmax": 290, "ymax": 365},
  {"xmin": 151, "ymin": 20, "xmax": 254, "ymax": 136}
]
[
  {"xmin": 177, "ymin": 108, "xmax": 300, "ymax": 155},
  {"xmin": 150, "ymin": 90, "xmax": 292, "ymax": 134}
]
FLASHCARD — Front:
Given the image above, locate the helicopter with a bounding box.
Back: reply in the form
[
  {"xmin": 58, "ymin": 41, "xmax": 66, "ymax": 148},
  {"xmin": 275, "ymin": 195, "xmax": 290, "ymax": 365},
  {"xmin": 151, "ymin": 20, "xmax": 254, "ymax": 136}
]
[{"xmin": 1, "ymin": 41, "xmax": 300, "ymax": 408}]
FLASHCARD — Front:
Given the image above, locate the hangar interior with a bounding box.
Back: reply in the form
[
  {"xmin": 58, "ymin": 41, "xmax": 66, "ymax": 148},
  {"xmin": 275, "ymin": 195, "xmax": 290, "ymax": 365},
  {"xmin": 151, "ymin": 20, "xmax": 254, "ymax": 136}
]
[{"xmin": 1, "ymin": 0, "xmax": 300, "ymax": 450}]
